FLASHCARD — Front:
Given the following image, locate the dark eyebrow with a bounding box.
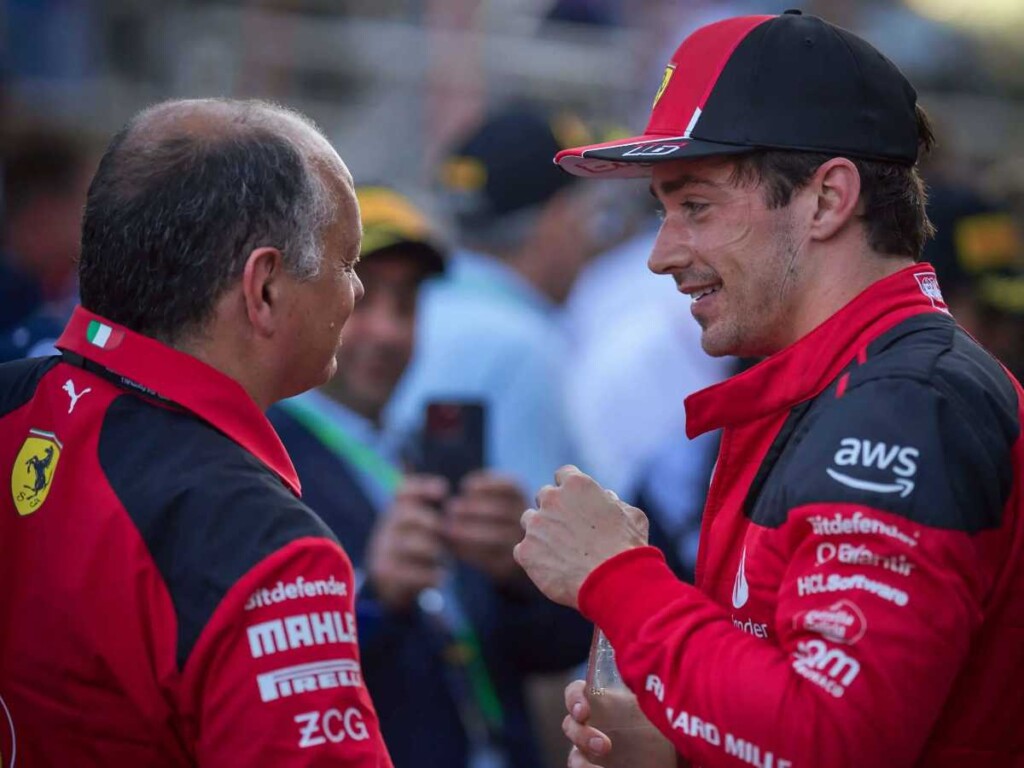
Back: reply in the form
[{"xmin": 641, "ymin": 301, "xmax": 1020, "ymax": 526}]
[{"xmin": 649, "ymin": 173, "xmax": 720, "ymax": 198}]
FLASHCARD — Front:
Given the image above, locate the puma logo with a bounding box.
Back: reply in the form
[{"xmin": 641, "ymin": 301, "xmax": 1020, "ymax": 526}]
[{"xmin": 62, "ymin": 379, "xmax": 93, "ymax": 414}]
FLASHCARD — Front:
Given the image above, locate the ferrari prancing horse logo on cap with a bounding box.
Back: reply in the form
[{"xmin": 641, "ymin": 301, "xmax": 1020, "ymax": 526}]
[
  {"xmin": 11, "ymin": 428, "xmax": 63, "ymax": 516},
  {"xmin": 653, "ymin": 63, "xmax": 677, "ymax": 108}
]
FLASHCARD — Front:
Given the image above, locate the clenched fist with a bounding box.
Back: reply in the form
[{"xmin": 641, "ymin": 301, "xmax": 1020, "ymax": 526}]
[{"xmin": 514, "ymin": 466, "xmax": 649, "ymax": 609}]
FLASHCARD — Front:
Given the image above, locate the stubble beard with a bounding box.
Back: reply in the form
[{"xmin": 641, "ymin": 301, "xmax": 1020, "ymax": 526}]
[{"xmin": 698, "ymin": 219, "xmax": 801, "ymax": 359}]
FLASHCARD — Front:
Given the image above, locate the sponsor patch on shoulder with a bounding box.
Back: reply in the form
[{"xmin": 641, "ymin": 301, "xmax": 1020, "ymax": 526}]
[
  {"xmin": 914, "ymin": 271, "xmax": 948, "ymax": 312},
  {"xmin": 827, "ymin": 437, "xmax": 919, "ymax": 498}
]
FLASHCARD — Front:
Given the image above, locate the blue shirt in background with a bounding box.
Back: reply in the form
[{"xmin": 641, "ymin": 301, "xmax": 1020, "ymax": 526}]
[{"xmin": 387, "ymin": 250, "xmax": 577, "ymax": 496}]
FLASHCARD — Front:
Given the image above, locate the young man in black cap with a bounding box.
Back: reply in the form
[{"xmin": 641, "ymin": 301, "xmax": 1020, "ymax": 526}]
[{"xmin": 513, "ymin": 12, "xmax": 1024, "ymax": 767}]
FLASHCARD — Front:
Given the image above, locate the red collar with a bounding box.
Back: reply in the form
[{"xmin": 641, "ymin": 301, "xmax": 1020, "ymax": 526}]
[
  {"xmin": 685, "ymin": 263, "xmax": 948, "ymax": 438},
  {"xmin": 56, "ymin": 306, "xmax": 301, "ymax": 495}
]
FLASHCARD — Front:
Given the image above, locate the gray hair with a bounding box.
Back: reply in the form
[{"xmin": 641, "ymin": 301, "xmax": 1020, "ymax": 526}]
[
  {"xmin": 226, "ymin": 100, "xmax": 337, "ymax": 279},
  {"xmin": 79, "ymin": 98, "xmax": 346, "ymax": 343}
]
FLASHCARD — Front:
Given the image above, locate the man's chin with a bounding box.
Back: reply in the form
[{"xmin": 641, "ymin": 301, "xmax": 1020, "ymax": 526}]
[
  {"xmin": 274, "ymin": 365, "xmax": 335, "ymax": 406},
  {"xmin": 699, "ymin": 328, "xmax": 735, "ymax": 358},
  {"xmin": 302, "ymin": 359, "xmax": 338, "ymax": 394}
]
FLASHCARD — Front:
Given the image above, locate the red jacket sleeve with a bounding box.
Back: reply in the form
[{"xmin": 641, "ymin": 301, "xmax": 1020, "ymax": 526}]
[
  {"xmin": 182, "ymin": 536, "xmax": 393, "ymax": 767},
  {"xmin": 579, "ymin": 503, "xmax": 985, "ymax": 768}
]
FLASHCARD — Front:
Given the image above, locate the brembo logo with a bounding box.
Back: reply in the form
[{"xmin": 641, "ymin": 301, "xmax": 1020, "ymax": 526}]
[{"xmin": 827, "ymin": 438, "xmax": 918, "ymax": 498}]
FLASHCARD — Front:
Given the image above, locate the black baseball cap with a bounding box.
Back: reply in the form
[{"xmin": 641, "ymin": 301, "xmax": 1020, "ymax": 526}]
[
  {"xmin": 555, "ymin": 11, "xmax": 920, "ymax": 178},
  {"xmin": 356, "ymin": 186, "xmax": 446, "ymax": 274},
  {"xmin": 439, "ymin": 106, "xmax": 592, "ymax": 221}
]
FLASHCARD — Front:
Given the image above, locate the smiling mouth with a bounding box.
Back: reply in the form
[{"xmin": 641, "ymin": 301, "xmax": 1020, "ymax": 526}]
[{"xmin": 689, "ymin": 285, "xmax": 722, "ymax": 302}]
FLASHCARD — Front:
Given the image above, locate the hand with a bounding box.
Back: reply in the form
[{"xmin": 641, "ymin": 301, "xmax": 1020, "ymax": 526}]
[
  {"xmin": 514, "ymin": 466, "xmax": 649, "ymax": 609},
  {"xmin": 564, "ymin": 679, "xmax": 681, "ymax": 768},
  {"xmin": 445, "ymin": 470, "xmax": 527, "ymax": 585},
  {"xmin": 563, "ymin": 679, "xmax": 611, "ymax": 767},
  {"xmin": 366, "ymin": 475, "xmax": 448, "ymax": 612}
]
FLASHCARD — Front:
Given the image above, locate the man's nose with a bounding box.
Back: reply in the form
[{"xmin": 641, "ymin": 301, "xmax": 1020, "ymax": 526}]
[{"xmin": 647, "ymin": 220, "xmax": 692, "ymax": 275}]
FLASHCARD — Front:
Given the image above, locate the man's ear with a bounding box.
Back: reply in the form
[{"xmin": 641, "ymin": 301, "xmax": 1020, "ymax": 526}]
[
  {"xmin": 242, "ymin": 247, "xmax": 287, "ymax": 337},
  {"xmin": 808, "ymin": 157, "xmax": 861, "ymax": 242}
]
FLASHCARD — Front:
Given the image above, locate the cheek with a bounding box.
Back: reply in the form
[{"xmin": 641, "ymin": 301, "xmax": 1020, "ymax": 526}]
[
  {"xmin": 327, "ymin": 277, "xmax": 356, "ymax": 319},
  {"xmin": 700, "ymin": 200, "xmax": 759, "ymax": 253},
  {"xmin": 683, "ymin": 217, "xmax": 758, "ymax": 283},
  {"xmin": 716, "ymin": 215, "xmax": 783, "ymax": 292}
]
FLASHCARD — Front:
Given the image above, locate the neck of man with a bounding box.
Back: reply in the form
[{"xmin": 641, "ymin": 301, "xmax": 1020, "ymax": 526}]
[
  {"xmin": 174, "ymin": 329, "xmax": 279, "ymax": 413},
  {"xmin": 774, "ymin": 245, "xmax": 915, "ymax": 353}
]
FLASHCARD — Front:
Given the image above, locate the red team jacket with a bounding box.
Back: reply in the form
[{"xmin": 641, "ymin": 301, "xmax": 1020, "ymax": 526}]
[
  {"xmin": 579, "ymin": 265, "xmax": 1024, "ymax": 767},
  {"xmin": 0, "ymin": 307, "xmax": 393, "ymax": 767}
]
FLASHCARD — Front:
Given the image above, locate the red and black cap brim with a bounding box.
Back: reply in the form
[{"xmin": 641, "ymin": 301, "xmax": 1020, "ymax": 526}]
[
  {"xmin": 555, "ymin": 135, "xmax": 758, "ymax": 179},
  {"xmin": 554, "ymin": 12, "xmax": 920, "ymax": 180}
]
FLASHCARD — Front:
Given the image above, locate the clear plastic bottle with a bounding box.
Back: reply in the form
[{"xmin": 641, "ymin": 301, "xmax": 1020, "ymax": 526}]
[{"xmin": 585, "ymin": 629, "xmax": 677, "ymax": 768}]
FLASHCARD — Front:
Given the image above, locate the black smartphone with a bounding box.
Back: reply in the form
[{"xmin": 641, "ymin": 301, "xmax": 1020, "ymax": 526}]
[{"xmin": 415, "ymin": 400, "xmax": 486, "ymax": 492}]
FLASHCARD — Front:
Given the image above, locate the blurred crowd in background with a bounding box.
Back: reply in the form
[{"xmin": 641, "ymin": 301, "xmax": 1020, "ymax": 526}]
[{"xmin": 4, "ymin": 1, "xmax": 1024, "ymax": 766}]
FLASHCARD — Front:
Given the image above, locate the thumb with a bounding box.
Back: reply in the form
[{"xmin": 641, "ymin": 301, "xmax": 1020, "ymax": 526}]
[{"xmin": 554, "ymin": 464, "xmax": 588, "ymax": 487}]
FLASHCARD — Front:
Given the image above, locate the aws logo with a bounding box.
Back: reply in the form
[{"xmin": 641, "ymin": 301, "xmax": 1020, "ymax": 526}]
[
  {"xmin": 10, "ymin": 429, "xmax": 62, "ymax": 516},
  {"xmin": 826, "ymin": 438, "xmax": 918, "ymax": 498}
]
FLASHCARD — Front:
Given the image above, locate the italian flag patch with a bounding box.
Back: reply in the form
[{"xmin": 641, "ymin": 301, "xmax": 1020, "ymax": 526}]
[{"xmin": 86, "ymin": 320, "xmax": 123, "ymax": 349}]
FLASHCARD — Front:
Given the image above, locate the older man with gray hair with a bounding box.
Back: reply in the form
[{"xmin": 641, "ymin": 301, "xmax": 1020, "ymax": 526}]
[{"xmin": 0, "ymin": 99, "xmax": 393, "ymax": 766}]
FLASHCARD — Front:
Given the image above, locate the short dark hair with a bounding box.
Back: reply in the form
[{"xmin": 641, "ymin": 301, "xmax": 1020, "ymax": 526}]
[
  {"xmin": 732, "ymin": 105, "xmax": 937, "ymax": 259},
  {"xmin": 79, "ymin": 100, "xmax": 332, "ymax": 344}
]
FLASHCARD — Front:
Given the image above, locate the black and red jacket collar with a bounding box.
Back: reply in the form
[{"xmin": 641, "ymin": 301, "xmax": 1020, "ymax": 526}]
[
  {"xmin": 685, "ymin": 264, "xmax": 949, "ymax": 438},
  {"xmin": 56, "ymin": 306, "xmax": 301, "ymax": 495}
]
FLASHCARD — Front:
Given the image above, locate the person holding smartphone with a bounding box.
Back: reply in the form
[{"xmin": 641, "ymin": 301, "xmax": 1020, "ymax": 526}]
[{"xmin": 270, "ymin": 187, "xmax": 590, "ymax": 768}]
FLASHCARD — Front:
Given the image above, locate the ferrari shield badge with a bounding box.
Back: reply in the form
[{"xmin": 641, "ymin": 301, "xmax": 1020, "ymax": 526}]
[
  {"xmin": 653, "ymin": 63, "xmax": 676, "ymax": 108},
  {"xmin": 11, "ymin": 429, "xmax": 62, "ymax": 516}
]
